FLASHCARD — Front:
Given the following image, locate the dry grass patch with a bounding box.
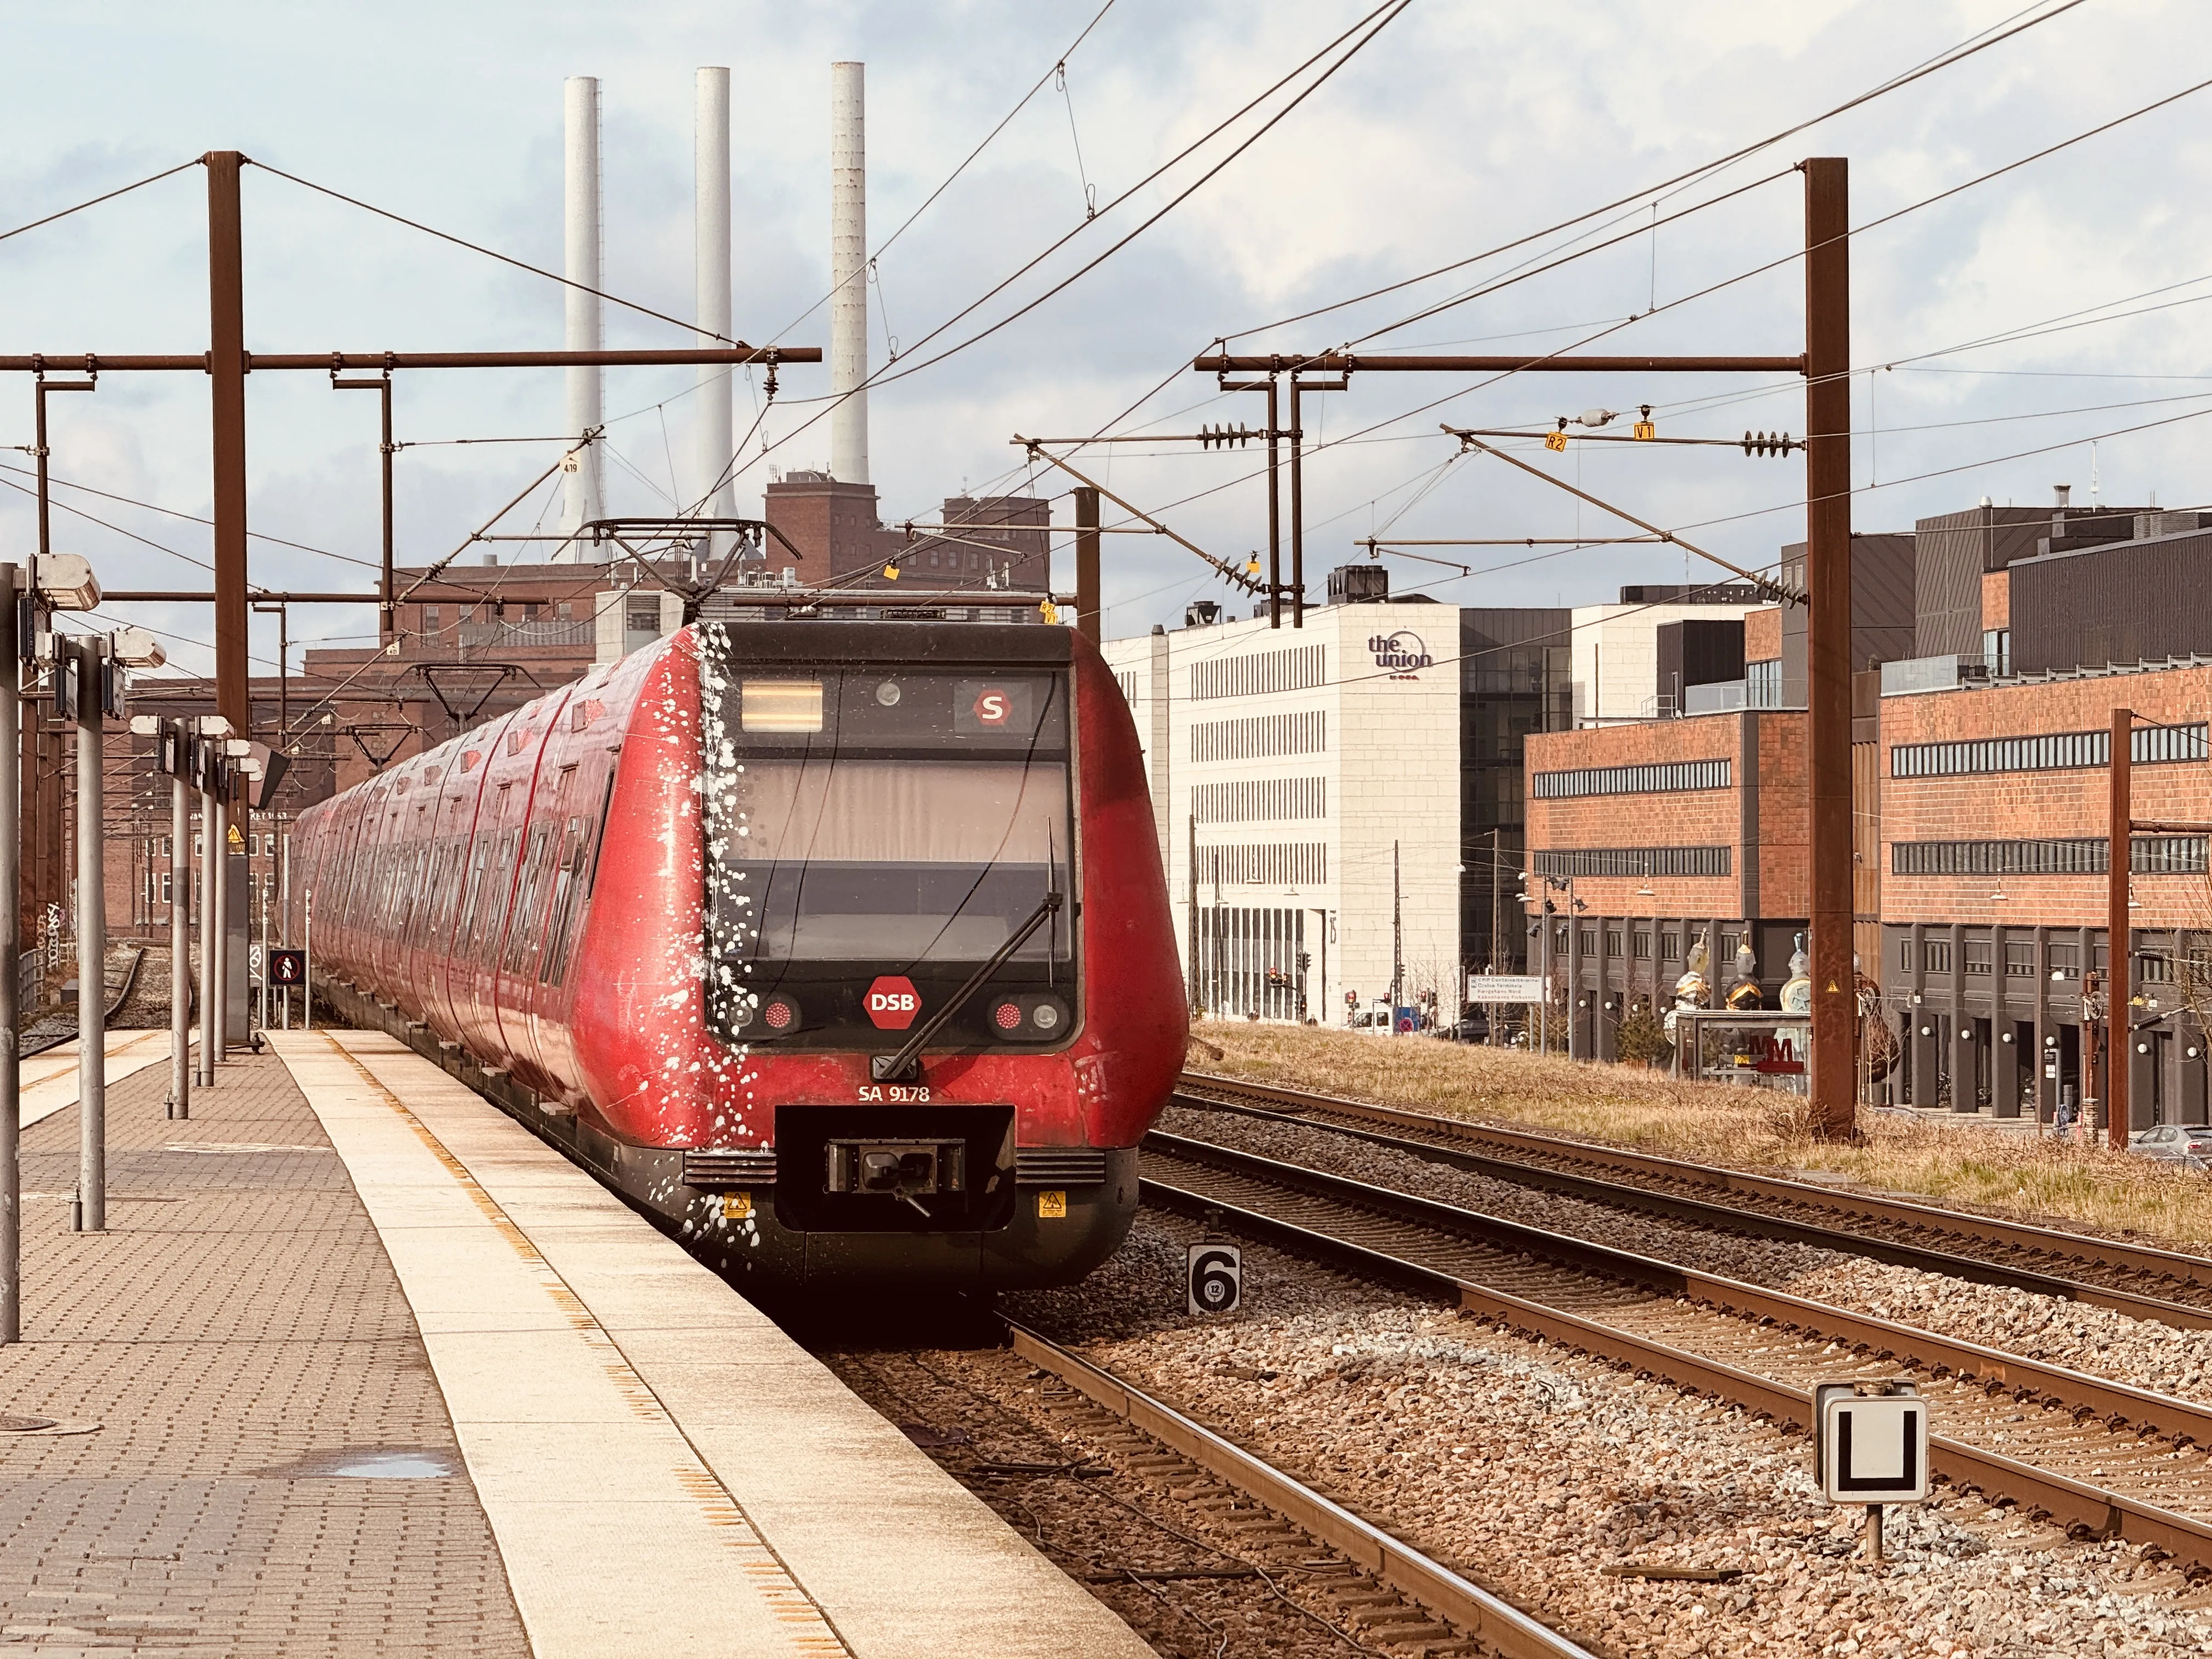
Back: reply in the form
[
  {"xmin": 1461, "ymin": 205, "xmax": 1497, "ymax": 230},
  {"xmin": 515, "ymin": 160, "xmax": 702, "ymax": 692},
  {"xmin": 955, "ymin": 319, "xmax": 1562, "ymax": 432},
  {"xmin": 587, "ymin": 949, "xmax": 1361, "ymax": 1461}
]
[{"xmin": 1189, "ymin": 1019, "xmax": 2212, "ymax": 1253}]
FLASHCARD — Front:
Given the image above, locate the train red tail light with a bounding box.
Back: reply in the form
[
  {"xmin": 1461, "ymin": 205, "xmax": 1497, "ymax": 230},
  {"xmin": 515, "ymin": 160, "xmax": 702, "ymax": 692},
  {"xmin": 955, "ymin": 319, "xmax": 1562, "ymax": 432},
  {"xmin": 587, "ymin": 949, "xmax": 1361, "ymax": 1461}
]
[
  {"xmin": 762, "ymin": 996, "xmax": 800, "ymax": 1033},
  {"xmin": 992, "ymin": 1001, "xmax": 1022, "ymax": 1031}
]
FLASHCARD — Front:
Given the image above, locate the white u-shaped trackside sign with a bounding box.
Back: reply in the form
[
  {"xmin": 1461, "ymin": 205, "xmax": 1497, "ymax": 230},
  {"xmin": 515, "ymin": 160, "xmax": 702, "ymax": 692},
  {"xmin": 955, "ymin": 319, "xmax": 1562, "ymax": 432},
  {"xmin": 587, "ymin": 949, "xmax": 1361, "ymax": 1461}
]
[{"xmin": 1814, "ymin": 1381, "xmax": 1928, "ymax": 1505}]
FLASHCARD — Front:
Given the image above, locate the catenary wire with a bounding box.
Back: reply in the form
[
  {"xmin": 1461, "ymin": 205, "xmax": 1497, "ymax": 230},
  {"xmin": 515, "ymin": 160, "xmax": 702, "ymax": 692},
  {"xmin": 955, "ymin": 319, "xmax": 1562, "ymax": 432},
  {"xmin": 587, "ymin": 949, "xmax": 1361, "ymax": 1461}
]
[{"xmin": 0, "ymin": 157, "xmax": 202, "ymax": 247}]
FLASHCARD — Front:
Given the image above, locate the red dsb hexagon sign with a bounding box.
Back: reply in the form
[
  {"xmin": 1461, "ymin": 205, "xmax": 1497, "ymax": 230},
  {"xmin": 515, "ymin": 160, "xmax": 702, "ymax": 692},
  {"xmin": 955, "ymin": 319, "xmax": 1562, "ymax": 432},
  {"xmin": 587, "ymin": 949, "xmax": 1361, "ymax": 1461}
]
[{"xmin": 864, "ymin": 975, "xmax": 921, "ymax": 1030}]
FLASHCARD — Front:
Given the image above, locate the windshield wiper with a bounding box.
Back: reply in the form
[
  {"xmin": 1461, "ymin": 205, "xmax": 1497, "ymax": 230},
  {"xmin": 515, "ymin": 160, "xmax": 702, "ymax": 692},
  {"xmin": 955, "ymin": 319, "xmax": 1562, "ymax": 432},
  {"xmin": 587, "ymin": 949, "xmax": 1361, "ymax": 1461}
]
[{"xmin": 872, "ymin": 892, "xmax": 1064, "ymax": 1083}]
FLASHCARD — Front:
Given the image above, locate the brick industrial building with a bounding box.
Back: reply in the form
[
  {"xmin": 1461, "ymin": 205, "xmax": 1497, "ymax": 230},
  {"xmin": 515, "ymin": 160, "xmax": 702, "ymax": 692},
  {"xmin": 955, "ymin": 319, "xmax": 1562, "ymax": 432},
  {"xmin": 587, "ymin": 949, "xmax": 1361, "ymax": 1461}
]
[{"xmin": 1522, "ymin": 489, "xmax": 2212, "ymax": 1129}]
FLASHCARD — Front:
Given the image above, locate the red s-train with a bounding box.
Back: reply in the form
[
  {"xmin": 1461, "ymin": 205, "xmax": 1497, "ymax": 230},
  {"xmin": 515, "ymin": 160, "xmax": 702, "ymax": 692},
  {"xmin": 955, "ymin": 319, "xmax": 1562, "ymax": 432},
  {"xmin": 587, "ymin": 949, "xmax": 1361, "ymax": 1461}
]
[{"xmin": 291, "ymin": 618, "xmax": 1187, "ymax": 1286}]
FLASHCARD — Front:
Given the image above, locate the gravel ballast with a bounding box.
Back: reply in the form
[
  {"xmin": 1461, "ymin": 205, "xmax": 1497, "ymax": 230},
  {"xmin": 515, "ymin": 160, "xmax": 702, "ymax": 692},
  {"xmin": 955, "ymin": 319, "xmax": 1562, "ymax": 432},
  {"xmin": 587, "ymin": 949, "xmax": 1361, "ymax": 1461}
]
[
  {"xmin": 1160, "ymin": 1103, "xmax": 2212, "ymax": 1409},
  {"xmin": 1008, "ymin": 1212, "xmax": 2212, "ymax": 1659}
]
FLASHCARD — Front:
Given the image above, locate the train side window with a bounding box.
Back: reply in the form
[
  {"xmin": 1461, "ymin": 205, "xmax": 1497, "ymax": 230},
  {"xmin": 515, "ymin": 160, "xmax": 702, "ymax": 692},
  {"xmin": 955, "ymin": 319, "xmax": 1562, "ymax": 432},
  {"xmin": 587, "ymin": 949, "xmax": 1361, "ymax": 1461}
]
[
  {"xmin": 434, "ymin": 837, "xmax": 467, "ymax": 943},
  {"xmin": 543, "ymin": 770, "xmax": 617, "ymax": 988},
  {"xmin": 479, "ymin": 827, "xmax": 522, "ymax": 955},
  {"xmin": 455, "ymin": 839, "xmax": 495, "ymax": 955},
  {"xmin": 503, "ymin": 822, "xmax": 557, "ymax": 975},
  {"xmin": 539, "ymin": 817, "xmax": 585, "ymax": 985}
]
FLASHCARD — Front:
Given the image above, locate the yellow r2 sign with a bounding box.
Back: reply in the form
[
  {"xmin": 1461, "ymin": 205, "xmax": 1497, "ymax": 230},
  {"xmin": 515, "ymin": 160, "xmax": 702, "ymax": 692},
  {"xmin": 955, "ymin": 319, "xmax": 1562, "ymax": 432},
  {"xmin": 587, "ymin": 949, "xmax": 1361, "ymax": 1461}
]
[{"xmin": 1543, "ymin": 430, "xmax": 1568, "ymax": 453}]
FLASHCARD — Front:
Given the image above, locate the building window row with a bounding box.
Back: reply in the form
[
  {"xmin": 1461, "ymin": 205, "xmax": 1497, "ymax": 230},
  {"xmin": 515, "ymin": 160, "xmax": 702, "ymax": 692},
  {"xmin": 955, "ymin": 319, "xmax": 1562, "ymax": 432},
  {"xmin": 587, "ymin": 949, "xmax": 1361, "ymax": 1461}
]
[
  {"xmin": 1191, "ymin": 775, "xmax": 1326, "ymax": 826},
  {"xmin": 1889, "ymin": 835, "xmax": 2210, "ymax": 876},
  {"xmin": 1746, "ymin": 659, "xmax": 1783, "ymax": 708},
  {"xmin": 1889, "ymin": 721, "xmax": 2209, "ymax": 779},
  {"xmin": 1530, "ymin": 759, "xmax": 1730, "ymax": 799},
  {"xmin": 1193, "ymin": 906, "xmax": 1308, "ymax": 1020},
  {"xmin": 1190, "ymin": 709, "xmax": 1327, "ymax": 763},
  {"xmin": 1189, "ymin": 644, "xmax": 1326, "ymax": 702},
  {"xmin": 1195, "ymin": 842, "xmax": 1328, "ymax": 887},
  {"xmin": 1530, "ymin": 845, "xmax": 1733, "ymax": 877}
]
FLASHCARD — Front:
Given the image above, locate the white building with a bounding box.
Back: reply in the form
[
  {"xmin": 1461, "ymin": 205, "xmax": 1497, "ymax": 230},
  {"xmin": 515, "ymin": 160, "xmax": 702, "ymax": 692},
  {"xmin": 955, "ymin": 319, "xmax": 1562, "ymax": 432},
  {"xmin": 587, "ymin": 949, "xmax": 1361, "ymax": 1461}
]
[
  {"xmin": 1102, "ymin": 602, "xmax": 1461, "ymax": 1026},
  {"xmin": 1568, "ymin": 591, "xmax": 1767, "ymax": 723}
]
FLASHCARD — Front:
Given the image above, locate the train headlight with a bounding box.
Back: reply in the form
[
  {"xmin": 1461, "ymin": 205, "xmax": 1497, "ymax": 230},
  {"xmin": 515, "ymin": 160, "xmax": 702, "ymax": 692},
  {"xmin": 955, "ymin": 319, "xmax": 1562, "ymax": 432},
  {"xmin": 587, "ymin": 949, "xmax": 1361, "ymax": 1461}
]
[
  {"xmin": 1031, "ymin": 1000, "xmax": 1064, "ymax": 1034},
  {"xmin": 874, "ymin": 680, "xmax": 902, "ymax": 707}
]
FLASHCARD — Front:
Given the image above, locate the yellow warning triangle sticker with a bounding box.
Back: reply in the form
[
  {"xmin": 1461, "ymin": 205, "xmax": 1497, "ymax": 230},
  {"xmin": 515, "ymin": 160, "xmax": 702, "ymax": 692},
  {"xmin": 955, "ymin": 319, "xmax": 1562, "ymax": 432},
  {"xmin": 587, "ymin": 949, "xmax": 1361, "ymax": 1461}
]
[
  {"xmin": 227, "ymin": 824, "xmax": 246, "ymax": 850},
  {"xmin": 1825, "ymin": 979, "xmax": 1840, "ymax": 992}
]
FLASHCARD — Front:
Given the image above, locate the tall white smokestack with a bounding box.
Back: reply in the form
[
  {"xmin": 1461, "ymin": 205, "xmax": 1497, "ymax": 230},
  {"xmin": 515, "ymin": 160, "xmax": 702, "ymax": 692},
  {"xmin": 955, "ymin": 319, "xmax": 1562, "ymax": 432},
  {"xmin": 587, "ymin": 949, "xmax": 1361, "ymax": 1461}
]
[
  {"xmin": 695, "ymin": 66, "xmax": 735, "ymax": 557},
  {"xmin": 562, "ymin": 74, "xmax": 606, "ymax": 550},
  {"xmin": 829, "ymin": 61, "xmax": 869, "ymax": 486}
]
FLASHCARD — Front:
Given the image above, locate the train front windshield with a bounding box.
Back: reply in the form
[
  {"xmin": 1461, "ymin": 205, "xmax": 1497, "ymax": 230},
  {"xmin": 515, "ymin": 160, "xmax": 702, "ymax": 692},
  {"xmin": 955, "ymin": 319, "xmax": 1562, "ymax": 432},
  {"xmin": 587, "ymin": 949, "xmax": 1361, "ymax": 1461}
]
[{"xmin": 702, "ymin": 657, "xmax": 1076, "ymax": 1048}]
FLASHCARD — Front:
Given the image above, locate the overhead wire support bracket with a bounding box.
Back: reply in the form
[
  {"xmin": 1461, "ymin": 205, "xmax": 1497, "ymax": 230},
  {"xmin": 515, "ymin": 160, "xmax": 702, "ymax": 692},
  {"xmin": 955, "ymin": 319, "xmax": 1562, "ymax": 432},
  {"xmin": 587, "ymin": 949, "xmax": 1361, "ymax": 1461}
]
[
  {"xmin": 1013, "ymin": 436, "xmax": 1262, "ymax": 595},
  {"xmin": 1443, "ymin": 425, "xmax": 1801, "ymax": 606},
  {"xmin": 1192, "ymin": 351, "xmax": 1807, "ymax": 375}
]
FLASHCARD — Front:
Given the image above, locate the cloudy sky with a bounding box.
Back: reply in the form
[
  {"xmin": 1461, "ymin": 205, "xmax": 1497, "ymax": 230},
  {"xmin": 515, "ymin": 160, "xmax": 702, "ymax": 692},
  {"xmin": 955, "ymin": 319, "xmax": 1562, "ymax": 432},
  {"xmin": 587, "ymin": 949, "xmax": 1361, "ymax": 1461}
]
[{"xmin": 2, "ymin": 0, "xmax": 2206, "ymax": 674}]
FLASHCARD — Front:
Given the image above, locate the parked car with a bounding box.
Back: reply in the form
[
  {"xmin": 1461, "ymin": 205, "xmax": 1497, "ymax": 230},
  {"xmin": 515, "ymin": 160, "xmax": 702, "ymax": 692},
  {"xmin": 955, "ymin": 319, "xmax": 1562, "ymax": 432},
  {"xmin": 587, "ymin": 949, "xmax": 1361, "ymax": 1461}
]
[
  {"xmin": 2126, "ymin": 1124, "xmax": 2212, "ymax": 1168},
  {"xmin": 1442, "ymin": 1005, "xmax": 1492, "ymax": 1043}
]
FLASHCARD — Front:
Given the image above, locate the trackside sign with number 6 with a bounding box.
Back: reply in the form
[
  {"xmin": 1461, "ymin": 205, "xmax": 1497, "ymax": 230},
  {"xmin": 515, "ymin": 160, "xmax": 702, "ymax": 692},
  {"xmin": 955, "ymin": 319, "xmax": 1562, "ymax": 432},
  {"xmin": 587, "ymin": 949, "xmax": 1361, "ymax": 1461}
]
[{"xmin": 1187, "ymin": 1243, "xmax": 1242, "ymax": 1315}]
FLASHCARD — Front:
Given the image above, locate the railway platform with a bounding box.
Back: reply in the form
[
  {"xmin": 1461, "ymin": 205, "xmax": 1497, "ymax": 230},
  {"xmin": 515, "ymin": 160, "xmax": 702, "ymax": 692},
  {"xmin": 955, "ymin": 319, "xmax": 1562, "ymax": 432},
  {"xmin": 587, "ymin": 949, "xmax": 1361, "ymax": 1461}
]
[{"xmin": 0, "ymin": 1028, "xmax": 1152, "ymax": 1658}]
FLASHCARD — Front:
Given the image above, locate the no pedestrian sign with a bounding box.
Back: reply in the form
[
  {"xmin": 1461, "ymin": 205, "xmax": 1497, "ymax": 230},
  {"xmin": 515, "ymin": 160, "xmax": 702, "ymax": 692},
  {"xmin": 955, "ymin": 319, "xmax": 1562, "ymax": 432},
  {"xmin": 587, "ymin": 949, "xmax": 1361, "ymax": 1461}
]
[{"xmin": 269, "ymin": 950, "xmax": 306, "ymax": 987}]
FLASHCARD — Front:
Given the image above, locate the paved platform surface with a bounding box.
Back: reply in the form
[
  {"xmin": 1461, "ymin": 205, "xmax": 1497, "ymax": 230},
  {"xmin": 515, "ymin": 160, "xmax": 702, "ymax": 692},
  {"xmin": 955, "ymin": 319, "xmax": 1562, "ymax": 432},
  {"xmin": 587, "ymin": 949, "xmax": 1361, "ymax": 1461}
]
[
  {"xmin": 274, "ymin": 1029, "xmax": 1153, "ymax": 1659},
  {"xmin": 19, "ymin": 1030, "xmax": 174, "ymax": 1131},
  {"xmin": 0, "ymin": 1037, "xmax": 528, "ymax": 1656}
]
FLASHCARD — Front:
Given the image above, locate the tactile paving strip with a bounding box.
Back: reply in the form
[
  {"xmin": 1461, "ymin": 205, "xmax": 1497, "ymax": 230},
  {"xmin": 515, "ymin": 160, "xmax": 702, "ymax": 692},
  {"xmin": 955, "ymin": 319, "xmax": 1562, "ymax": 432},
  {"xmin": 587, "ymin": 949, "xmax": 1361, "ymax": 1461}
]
[{"xmin": 0, "ymin": 1046, "xmax": 530, "ymax": 1656}]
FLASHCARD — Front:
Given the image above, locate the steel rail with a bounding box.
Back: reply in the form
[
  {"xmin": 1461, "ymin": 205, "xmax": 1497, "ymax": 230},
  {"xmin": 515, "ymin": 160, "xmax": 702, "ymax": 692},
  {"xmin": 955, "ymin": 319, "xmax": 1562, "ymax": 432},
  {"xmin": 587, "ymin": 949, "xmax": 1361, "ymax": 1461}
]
[
  {"xmin": 1137, "ymin": 1146, "xmax": 2212, "ymax": 1570},
  {"xmin": 1004, "ymin": 1320, "xmax": 1601, "ymax": 1659},
  {"xmin": 1171, "ymin": 1085, "xmax": 2212, "ymax": 1330},
  {"xmin": 1181, "ymin": 1070, "xmax": 2212, "ymax": 1304},
  {"xmin": 1148, "ymin": 1130, "xmax": 2212, "ymax": 1441},
  {"xmin": 19, "ymin": 945, "xmax": 148, "ymax": 1059}
]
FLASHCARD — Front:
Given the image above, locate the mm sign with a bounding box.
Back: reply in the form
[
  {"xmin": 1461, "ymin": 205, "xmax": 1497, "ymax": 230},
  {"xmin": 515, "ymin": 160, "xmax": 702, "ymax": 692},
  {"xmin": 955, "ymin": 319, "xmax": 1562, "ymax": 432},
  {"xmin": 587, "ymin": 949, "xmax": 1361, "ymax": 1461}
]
[{"xmin": 1466, "ymin": 975, "xmax": 1545, "ymax": 1003}]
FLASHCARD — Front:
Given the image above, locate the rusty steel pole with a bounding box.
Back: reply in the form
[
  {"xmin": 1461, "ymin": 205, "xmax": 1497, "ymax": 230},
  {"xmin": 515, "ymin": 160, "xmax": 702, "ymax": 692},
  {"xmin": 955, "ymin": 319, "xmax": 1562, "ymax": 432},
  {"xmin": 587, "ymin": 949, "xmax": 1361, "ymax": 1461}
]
[
  {"xmin": 1803, "ymin": 156, "xmax": 1855, "ymax": 1141},
  {"xmin": 332, "ymin": 374, "xmax": 395, "ymax": 638},
  {"xmin": 30, "ymin": 375, "xmax": 93, "ymax": 966},
  {"xmin": 74, "ymin": 640, "xmax": 105, "ymax": 1233},
  {"xmin": 206, "ymin": 152, "xmax": 250, "ymax": 740},
  {"xmin": 2109, "ymin": 706, "xmax": 2133, "ymax": 1149},
  {"xmin": 0, "ymin": 563, "xmax": 19, "ymax": 1341},
  {"xmin": 1073, "ymin": 487, "xmax": 1101, "ymax": 646}
]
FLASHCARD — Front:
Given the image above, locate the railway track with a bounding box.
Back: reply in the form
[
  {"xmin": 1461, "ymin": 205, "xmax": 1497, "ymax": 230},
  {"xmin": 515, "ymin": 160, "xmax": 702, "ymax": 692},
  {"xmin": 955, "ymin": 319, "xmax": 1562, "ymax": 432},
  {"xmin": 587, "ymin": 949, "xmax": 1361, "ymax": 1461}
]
[
  {"xmin": 1004, "ymin": 1321, "xmax": 1598, "ymax": 1659},
  {"xmin": 1141, "ymin": 1127, "xmax": 2212, "ymax": 1572},
  {"xmin": 1178, "ymin": 1069, "xmax": 2212, "ymax": 1329},
  {"xmin": 830, "ymin": 1320, "xmax": 1599, "ymax": 1659},
  {"xmin": 19, "ymin": 945, "xmax": 148, "ymax": 1059}
]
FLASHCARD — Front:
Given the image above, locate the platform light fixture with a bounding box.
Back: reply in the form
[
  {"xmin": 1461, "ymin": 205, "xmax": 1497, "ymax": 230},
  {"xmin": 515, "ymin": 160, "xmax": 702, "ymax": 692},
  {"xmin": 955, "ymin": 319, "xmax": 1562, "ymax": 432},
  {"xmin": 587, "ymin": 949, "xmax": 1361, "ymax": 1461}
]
[
  {"xmin": 33, "ymin": 554, "xmax": 100, "ymax": 611},
  {"xmin": 109, "ymin": 627, "xmax": 164, "ymax": 669}
]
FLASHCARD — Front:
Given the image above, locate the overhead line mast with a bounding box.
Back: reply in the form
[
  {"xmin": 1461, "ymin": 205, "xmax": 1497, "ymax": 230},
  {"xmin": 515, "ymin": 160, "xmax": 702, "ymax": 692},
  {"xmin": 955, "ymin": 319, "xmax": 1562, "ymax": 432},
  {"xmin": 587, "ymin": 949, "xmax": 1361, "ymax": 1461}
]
[{"xmin": 1180, "ymin": 159, "xmax": 1856, "ymax": 1140}]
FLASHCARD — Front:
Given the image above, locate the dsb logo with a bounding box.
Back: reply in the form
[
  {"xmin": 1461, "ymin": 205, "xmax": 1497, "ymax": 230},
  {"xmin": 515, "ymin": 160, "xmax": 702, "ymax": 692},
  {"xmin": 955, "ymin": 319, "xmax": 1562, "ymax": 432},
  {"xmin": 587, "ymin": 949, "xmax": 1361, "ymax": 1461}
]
[{"xmin": 864, "ymin": 975, "xmax": 921, "ymax": 1030}]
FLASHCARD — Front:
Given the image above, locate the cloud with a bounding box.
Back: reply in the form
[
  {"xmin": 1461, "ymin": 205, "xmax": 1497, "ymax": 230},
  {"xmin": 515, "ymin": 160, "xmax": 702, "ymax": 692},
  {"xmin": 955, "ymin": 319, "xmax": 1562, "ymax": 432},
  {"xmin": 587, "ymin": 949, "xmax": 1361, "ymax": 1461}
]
[{"xmin": 5, "ymin": 0, "xmax": 2210, "ymax": 639}]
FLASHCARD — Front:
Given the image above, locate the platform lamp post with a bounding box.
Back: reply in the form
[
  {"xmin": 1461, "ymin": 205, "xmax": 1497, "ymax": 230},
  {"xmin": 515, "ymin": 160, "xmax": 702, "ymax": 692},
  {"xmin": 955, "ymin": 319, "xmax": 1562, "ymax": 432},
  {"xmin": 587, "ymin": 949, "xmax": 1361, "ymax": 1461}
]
[
  {"xmin": 129, "ymin": 715, "xmax": 200, "ymax": 1119},
  {"xmin": 59, "ymin": 623, "xmax": 164, "ymax": 1236},
  {"xmin": 0, "ymin": 558, "xmax": 104, "ymax": 1331}
]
